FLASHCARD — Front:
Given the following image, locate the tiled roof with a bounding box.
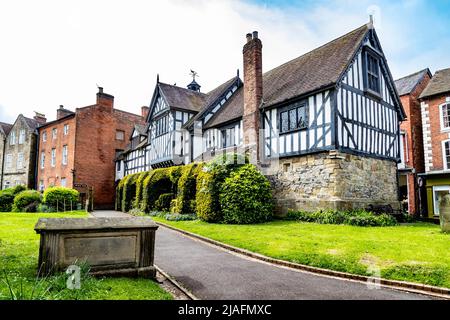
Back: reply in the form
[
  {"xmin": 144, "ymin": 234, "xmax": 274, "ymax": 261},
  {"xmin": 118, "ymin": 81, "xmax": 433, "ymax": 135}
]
[
  {"xmin": 134, "ymin": 124, "xmax": 147, "ymax": 136},
  {"xmin": 184, "ymin": 76, "xmax": 239, "ymax": 128},
  {"xmin": 23, "ymin": 116, "xmax": 40, "ymax": 131},
  {"xmin": 395, "ymin": 69, "xmax": 431, "ymax": 96},
  {"xmin": 261, "ymin": 23, "xmax": 369, "ymax": 107},
  {"xmin": 204, "ymin": 86, "xmax": 243, "ymax": 129},
  {"xmin": 204, "ymin": 24, "xmax": 370, "ymax": 128},
  {"xmin": 158, "ymin": 82, "xmax": 208, "ymax": 112},
  {"xmin": 419, "ymin": 68, "xmax": 450, "ymax": 99},
  {"xmin": 0, "ymin": 122, "xmax": 13, "ymax": 135}
]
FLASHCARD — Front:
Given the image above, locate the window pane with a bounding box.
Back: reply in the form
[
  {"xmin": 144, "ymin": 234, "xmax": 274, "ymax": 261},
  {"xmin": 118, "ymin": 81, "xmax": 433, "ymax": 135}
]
[
  {"xmin": 297, "ymin": 107, "xmax": 306, "ymax": 127},
  {"xmin": 289, "ymin": 109, "xmax": 297, "ymax": 131},
  {"xmin": 281, "ymin": 112, "xmax": 289, "ymax": 132},
  {"xmin": 446, "ymin": 141, "xmax": 450, "ymax": 169},
  {"xmin": 443, "ymin": 104, "xmax": 450, "ymax": 128}
]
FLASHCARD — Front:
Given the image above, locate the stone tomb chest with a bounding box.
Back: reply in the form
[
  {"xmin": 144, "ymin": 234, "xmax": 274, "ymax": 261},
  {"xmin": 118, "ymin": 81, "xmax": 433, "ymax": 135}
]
[{"xmin": 34, "ymin": 217, "xmax": 158, "ymax": 278}]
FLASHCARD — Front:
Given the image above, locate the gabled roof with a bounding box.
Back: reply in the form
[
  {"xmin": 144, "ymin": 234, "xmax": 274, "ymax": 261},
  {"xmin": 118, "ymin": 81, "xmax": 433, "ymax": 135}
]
[
  {"xmin": 0, "ymin": 122, "xmax": 13, "ymax": 136},
  {"xmin": 420, "ymin": 68, "xmax": 450, "ymax": 100},
  {"xmin": 395, "ymin": 68, "xmax": 431, "ymax": 96},
  {"xmin": 262, "ymin": 23, "xmax": 369, "ymax": 107},
  {"xmin": 203, "ymin": 24, "xmax": 372, "ymax": 128},
  {"xmin": 183, "ymin": 76, "xmax": 240, "ymax": 128},
  {"xmin": 158, "ymin": 82, "xmax": 208, "ymax": 112},
  {"xmin": 134, "ymin": 123, "xmax": 148, "ymax": 136},
  {"xmin": 204, "ymin": 86, "xmax": 243, "ymax": 129},
  {"xmin": 23, "ymin": 116, "xmax": 40, "ymax": 131}
]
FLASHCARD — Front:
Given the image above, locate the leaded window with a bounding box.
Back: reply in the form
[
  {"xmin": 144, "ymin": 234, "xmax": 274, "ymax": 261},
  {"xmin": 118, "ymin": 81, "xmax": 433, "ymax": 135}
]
[{"xmin": 279, "ymin": 103, "xmax": 307, "ymax": 134}]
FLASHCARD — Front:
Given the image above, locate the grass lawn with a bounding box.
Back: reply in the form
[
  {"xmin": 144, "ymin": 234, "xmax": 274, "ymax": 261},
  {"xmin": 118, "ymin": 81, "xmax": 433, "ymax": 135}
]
[
  {"xmin": 153, "ymin": 217, "xmax": 450, "ymax": 288},
  {"xmin": 0, "ymin": 212, "xmax": 172, "ymax": 300}
]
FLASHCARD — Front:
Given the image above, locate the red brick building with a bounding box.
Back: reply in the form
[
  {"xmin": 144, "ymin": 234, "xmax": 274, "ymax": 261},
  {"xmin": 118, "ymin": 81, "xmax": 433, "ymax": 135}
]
[
  {"xmin": 394, "ymin": 69, "xmax": 431, "ymax": 215},
  {"xmin": 418, "ymin": 68, "xmax": 450, "ymax": 218},
  {"xmin": 37, "ymin": 88, "xmax": 145, "ymax": 209}
]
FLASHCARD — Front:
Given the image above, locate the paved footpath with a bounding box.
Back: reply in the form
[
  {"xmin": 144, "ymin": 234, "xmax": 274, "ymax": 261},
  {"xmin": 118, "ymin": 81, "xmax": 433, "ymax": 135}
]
[{"xmin": 91, "ymin": 211, "xmax": 434, "ymax": 300}]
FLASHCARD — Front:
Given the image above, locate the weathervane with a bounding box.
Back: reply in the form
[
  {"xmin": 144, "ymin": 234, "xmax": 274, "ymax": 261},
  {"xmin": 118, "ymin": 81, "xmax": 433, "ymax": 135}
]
[{"xmin": 190, "ymin": 70, "xmax": 199, "ymax": 81}]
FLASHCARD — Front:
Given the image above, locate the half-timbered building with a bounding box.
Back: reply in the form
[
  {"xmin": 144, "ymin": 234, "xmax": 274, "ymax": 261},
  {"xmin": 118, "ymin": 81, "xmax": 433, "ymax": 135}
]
[{"xmin": 118, "ymin": 20, "xmax": 404, "ymax": 214}]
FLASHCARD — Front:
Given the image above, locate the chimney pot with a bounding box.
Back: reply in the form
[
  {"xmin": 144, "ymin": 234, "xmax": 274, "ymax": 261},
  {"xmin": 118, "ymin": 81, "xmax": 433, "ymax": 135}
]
[
  {"xmin": 59, "ymin": 105, "xmax": 64, "ymax": 109},
  {"xmin": 98, "ymin": 87, "xmax": 103, "ymax": 94},
  {"xmin": 246, "ymin": 33, "xmax": 252, "ymax": 43},
  {"xmin": 252, "ymin": 31, "xmax": 258, "ymax": 39}
]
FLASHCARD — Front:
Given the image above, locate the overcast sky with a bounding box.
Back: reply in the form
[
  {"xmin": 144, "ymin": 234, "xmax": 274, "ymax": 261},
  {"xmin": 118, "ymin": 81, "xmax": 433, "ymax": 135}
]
[{"xmin": 1, "ymin": 0, "xmax": 449, "ymax": 123}]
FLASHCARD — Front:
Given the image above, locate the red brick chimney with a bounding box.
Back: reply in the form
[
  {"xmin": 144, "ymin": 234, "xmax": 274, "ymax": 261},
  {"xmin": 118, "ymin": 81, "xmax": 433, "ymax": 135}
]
[
  {"xmin": 33, "ymin": 112, "xmax": 47, "ymax": 125},
  {"xmin": 96, "ymin": 87, "xmax": 114, "ymax": 110},
  {"xmin": 56, "ymin": 105, "xmax": 73, "ymax": 120},
  {"xmin": 141, "ymin": 106, "xmax": 150, "ymax": 119},
  {"xmin": 243, "ymin": 31, "xmax": 263, "ymax": 163}
]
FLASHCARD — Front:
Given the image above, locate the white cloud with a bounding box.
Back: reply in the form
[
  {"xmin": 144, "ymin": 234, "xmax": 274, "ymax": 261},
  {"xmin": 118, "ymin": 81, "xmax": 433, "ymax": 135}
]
[{"xmin": 0, "ymin": 0, "xmax": 446, "ymax": 123}]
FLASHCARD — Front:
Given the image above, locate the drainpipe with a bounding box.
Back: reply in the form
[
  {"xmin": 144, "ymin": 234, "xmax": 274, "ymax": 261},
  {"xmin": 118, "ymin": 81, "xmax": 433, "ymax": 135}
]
[{"xmin": 0, "ymin": 136, "xmax": 5, "ymax": 189}]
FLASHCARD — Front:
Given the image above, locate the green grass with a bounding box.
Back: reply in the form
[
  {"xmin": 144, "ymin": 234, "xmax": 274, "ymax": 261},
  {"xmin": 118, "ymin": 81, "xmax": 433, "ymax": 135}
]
[
  {"xmin": 153, "ymin": 217, "xmax": 450, "ymax": 288},
  {"xmin": 0, "ymin": 212, "xmax": 172, "ymax": 300}
]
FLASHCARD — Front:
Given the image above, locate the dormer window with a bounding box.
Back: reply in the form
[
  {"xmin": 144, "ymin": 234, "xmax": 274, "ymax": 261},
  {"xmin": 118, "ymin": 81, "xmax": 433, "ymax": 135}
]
[{"xmin": 364, "ymin": 49, "xmax": 381, "ymax": 95}]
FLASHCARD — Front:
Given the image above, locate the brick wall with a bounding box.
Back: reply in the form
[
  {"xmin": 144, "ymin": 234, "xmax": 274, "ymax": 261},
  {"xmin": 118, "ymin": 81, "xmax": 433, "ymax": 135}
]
[
  {"xmin": 422, "ymin": 94, "xmax": 450, "ymax": 171},
  {"xmin": 74, "ymin": 99, "xmax": 143, "ymax": 209},
  {"xmin": 37, "ymin": 116, "xmax": 76, "ymax": 190}
]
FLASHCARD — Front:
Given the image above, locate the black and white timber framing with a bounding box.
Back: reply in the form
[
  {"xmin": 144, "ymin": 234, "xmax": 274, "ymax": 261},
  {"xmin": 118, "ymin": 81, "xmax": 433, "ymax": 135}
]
[
  {"xmin": 262, "ymin": 29, "xmax": 404, "ymax": 161},
  {"xmin": 116, "ymin": 24, "xmax": 405, "ymax": 180}
]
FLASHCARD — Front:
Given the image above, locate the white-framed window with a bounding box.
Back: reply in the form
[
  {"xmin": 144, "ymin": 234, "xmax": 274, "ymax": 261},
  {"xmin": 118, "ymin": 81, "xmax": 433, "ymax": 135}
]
[
  {"xmin": 4, "ymin": 181, "xmax": 11, "ymax": 189},
  {"xmin": 42, "ymin": 131, "xmax": 47, "ymax": 142},
  {"xmin": 40, "ymin": 152, "xmax": 45, "ymax": 169},
  {"xmin": 116, "ymin": 130, "xmax": 125, "ymax": 140},
  {"xmin": 399, "ymin": 132, "xmax": 407, "ymax": 169},
  {"xmin": 5, "ymin": 154, "xmax": 12, "ymax": 169},
  {"xmin": 442, "ymin": 139, "xmax": 450, "ymax": 170},
  {"xmin": 439, "ymin": 103, "xmax": 450, "ymax": 131},
  {"xmin": 63, "ymin": 124, "xmax": 69, "ymax": 135},
  {"xmin": 51, "ymin": 148, "xmax": 56, "ymax": 167},
  {"xmin": 433, "ymin": 185, "xmax": 450, "ymax": 216},
  {"xmin": 19, "ymin": 129, "xmax": 25, "ymax": 144},
  {"xmin": 17, "ymin": 153, "xmax": 24, "ymax": 169},
  {"xmin": 9, "ymin": 131, "xmax": 16, "ymax": 145},
  {"xmin": 52, "ymin": 128, "xmax": 57, "ymax": 139},
  {"xmin": 60, "ymin": 177, "xmax": 67, "ymax": 187},
  {"xmin": 39, "ymin": 180, "xmax": 44, "ymax": 191},
  {"xmin": 62, "ymin": 145, "xmax": 68, "ymax": 165}
]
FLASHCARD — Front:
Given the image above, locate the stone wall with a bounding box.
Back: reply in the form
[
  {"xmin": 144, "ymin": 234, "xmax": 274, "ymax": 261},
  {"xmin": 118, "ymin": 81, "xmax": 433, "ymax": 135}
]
[{"xmin": 267, "ymin": 150, "xmax": 400, "ymax": 215}]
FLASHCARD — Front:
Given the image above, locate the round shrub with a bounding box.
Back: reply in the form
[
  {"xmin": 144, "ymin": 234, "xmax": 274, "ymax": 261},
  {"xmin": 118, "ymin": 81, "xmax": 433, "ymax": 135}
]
[
  {"xmin": 12, "ymin": 190, "xmax": 41, "ymax": 212},
  {"xmin": 0, "ymin": 190, "xmax": 15, "ymax": 212},
  {"xmin": 196, "ymin": 153, "xmax": 247, "ymax": 223},
  {"xmin": 43, "ymin": 187, "xmax": 79, "ymax": 211},
  {"xmin": 220, "ymin": 164, "xmax": 273, "ymax": 224}
]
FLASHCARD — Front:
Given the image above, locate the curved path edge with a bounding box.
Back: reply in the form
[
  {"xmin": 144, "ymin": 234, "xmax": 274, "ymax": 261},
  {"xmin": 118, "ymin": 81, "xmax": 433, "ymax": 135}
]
[{"xmin": 155, "ymin": 221, "xmax": 450, "ymax": 300}]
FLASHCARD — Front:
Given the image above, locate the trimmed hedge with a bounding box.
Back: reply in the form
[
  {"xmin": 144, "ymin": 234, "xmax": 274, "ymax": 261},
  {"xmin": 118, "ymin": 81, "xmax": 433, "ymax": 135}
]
[
  {"xmin": 155, "ymin": 193, "xmax": 174, "ymax": 211},
  {"xmin": 196, "ymin": 154, "xmax": 248, "ymax": 222},
  {"xmin": 0, "ymin": 191, "xmax": 15, "ymax": 212},
  {"xmin": 43, "ymin": 187, "xmax": 79, "ymax": 211},
  {"xmin": 172, "ymin": 163, "xmax": 203, "ymax": 214},
  {"xmin": 12, "ymin": 190, "xmax": 41, "ymax": 212},
  {"xmin": 285, "ymin": 209, "xmax": 398, "ymax": 227},
  {"xmin": 141, "ymin": 167, "xmax": 181, "ymax": 213},
  {"xmin": 134, "ymin": 171, "xmax": 150, "ymax": 209},
  {"xmin": 220, "ymin": 164, "xmax": 274, "ymax": 224},
  {"xmin": 0, "ymin": 185, "xmax": 27, "ymax": 212},
  {"xmin": 121, "ymin": 173, "xmax": 141, "ymax": 212}
]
